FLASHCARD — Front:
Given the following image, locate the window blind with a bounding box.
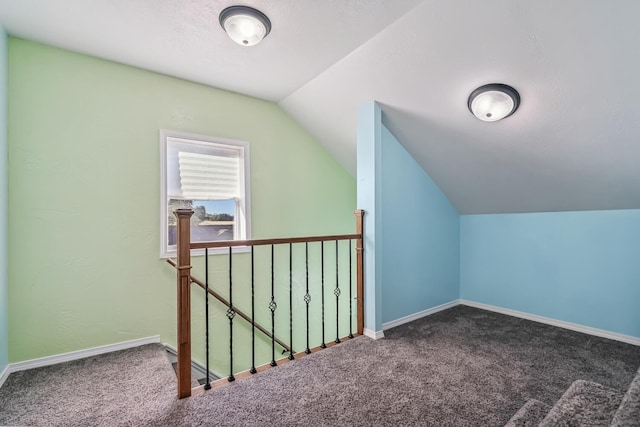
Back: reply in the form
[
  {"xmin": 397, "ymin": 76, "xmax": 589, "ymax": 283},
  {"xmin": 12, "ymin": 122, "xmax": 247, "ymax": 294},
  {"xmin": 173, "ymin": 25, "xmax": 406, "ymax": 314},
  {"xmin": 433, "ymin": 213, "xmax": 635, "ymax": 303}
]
[{"xmin": 178, "ymin": 151, "xmax": 240, "ymax": 200}]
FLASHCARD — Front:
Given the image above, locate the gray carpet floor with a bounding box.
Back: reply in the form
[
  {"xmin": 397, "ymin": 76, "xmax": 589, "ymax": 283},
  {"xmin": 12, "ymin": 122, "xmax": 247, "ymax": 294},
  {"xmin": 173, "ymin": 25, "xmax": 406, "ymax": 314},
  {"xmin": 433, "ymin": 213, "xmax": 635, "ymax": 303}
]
[{"xmin": 1, "ymin": 306, "xmax": 639, "ymax": 426}]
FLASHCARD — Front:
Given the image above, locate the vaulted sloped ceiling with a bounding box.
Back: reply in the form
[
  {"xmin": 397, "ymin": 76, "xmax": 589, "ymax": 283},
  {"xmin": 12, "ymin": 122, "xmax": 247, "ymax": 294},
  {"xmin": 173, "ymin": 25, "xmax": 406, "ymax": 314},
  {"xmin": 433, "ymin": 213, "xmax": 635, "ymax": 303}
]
[
  {"xmin": 0, "ymin": 0, "xmax": 422, "ymax": 101},
  {"xmin": 1, "ymin": 0, "xmax": 639, "ymax": 214},
  {"xmin": 281, "ymin": 1, "xmax": 640, "ymax": 214}
]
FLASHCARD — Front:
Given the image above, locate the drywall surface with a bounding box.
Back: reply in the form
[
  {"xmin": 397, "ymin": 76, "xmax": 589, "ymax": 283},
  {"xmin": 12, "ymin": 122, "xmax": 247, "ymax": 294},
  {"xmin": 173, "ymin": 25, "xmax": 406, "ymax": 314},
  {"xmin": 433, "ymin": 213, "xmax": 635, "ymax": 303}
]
[
  {"xmin": 460, "ymin": 209, "xmax": 640, "ymax": 338},
  {"xmin": 357, "ymin": 101, "xmax": 459, "ymax": 331},
  {"xmin": 356, "ymin": 101, "xmax": 383, "ymax": 332},
  {"xmin": 8, "ymin": 38, "xmax": 356, "ymax": 367},
  {"xmin": 0, "ymin": 27, "xmax": 8, "ymax": 375},
  {"xmin": 380, "ymin": 125, "xmax": 459, "ymax": 323}
]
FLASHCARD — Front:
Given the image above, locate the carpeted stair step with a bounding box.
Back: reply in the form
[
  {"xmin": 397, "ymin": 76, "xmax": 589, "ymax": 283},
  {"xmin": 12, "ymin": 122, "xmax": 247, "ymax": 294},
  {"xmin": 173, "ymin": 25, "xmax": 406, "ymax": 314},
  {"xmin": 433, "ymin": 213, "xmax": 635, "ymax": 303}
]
[
  {"xmin": 504, "ymin": 399, "xmax": 551, "ymax": 426},
  {"xmin": 611, "ymin": 367, "xmax": 640, "ymax": 427},
  {"xmin": 539, "ymin": 380, "xmax": 625, "ymax": 427}
]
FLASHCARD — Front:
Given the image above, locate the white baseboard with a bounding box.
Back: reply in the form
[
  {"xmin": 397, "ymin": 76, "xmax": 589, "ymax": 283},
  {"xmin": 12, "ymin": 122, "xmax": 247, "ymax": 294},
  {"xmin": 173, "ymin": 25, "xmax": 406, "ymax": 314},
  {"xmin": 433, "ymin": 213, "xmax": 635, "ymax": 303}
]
[
  {"xmin": 363, "ymin": 328, "xmax": 385, "ymax": 340},
  {"xmin": 0, "ymin": 364, "xmax": 9, "ymax": 389},
  {"xmin": 6, "ymin": 335, "xmax": 161, "ymax": 376},
  {"xmin": 2, "ymin": 300, "xmax": 636, "ymax": 389},
  {"xmin": 460, "ymin": 300, "xmax": 640, "ymax": 347},
  {"xmin": 382, "ymin": 300, "xmax": 459, "ymax": 330}
]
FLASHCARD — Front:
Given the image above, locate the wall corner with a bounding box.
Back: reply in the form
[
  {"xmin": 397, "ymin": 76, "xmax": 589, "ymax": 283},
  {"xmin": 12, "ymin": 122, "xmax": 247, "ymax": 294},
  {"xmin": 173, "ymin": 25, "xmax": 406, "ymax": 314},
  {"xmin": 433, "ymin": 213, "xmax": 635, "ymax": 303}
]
[{"xmin": 356, "ymin": 101, "xmax": 383, "ymax": 332}]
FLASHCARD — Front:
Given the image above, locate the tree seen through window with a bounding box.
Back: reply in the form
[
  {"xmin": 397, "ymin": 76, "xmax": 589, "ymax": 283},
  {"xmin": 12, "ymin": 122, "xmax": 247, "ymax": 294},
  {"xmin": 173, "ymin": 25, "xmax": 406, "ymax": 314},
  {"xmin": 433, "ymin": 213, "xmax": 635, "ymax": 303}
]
[{"xmin": 168, "ymin": 199, "xmax": 235, "ymax": 246}]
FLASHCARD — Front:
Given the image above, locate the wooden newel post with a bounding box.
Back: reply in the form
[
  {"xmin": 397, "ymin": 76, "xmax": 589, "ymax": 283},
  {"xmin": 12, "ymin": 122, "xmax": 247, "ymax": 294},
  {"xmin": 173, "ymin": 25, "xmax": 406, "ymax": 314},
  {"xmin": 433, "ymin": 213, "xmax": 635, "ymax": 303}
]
[
  {"xmin": 354, "ymin": 209, "xmax": 365, "ymax": 336},
  {"xmin": 175, "ymin": 209, "xmax": 193, "ymax": 399}
]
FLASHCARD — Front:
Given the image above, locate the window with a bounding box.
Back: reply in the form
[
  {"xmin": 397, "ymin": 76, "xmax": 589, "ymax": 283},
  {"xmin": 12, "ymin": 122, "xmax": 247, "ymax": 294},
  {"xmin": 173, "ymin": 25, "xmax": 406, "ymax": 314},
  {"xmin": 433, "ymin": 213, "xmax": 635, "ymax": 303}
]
[{"xmin": 160, "ymin": 130, "xmax": 251, "ymax": 257}]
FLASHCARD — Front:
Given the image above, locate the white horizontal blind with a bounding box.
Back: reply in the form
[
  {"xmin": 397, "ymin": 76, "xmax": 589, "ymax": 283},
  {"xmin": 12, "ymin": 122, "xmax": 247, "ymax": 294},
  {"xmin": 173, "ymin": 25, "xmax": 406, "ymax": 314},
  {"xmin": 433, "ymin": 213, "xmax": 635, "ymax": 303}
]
[{"xmin": 178, "ymin": 151, "xmax": 239, "ymax": 200}]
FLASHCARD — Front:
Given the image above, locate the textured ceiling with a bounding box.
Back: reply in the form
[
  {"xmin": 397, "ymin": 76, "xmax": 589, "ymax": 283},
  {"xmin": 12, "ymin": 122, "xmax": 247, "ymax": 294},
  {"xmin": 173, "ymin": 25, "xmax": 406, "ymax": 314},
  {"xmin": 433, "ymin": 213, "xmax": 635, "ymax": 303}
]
[
  {"xmin": 281, "ymin": 0, "xmax": 640, "ymax": 213},
  {"xmin": 0, "ymin": 0, "xmax": 421, "ymax": 101},
  {"xmin": 1, "ymin": 0, "xmax": 639, "ymax": 214}
]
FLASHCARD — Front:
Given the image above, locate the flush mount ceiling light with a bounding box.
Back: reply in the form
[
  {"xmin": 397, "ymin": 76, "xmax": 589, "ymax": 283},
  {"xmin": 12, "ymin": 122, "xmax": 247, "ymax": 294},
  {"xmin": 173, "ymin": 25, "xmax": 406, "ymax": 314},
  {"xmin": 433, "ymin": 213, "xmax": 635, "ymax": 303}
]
[
  {"xmin": 219, "ymin": 5, "xmax": 271, "ymax": 47},
  {"xmin": 468, "ymin": 83, "xmax": 520, "ymax": 122}
]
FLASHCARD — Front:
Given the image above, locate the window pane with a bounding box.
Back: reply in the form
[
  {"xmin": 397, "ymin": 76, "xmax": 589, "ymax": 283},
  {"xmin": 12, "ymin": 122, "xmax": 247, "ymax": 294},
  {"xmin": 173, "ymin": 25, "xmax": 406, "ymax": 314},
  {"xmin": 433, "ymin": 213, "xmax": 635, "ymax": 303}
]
[
  {"xmin": 168, "ymin": 199, "xmax": 235, "ymax": 246},
  {"xmin": 160, "ymin": 129, "xmax": 250, "ymax": 257}
]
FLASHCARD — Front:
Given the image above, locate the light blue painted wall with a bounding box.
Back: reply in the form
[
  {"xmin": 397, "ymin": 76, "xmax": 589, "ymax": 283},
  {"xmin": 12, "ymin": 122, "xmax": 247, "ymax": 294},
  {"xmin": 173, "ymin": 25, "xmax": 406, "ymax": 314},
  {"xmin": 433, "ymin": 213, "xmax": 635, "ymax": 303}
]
[
  {"xmin": 380, "ymin": 125, "xmax": 459, "ymax": 323},
  {"xmin": 357, "ymin": 101, "xmax": 459, "ymax": 331},
  {"xmin": 357, "ymin": 101, "xmax": 383, "ymax": 332},
  {"xmin": 0, "ymin": 27, "xmax": 8, "ymax": 375},
  {"xmin": 460, "ymin": 210, "xmax": 640, "ymax": 338}
]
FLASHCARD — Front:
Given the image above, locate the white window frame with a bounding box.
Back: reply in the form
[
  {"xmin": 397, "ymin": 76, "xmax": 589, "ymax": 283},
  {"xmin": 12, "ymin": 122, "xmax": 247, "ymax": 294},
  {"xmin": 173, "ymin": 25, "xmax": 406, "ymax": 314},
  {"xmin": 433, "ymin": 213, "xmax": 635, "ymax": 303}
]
[{"xmin": 160, "ymin": 129, "xmax": 251, "ymax": 258}]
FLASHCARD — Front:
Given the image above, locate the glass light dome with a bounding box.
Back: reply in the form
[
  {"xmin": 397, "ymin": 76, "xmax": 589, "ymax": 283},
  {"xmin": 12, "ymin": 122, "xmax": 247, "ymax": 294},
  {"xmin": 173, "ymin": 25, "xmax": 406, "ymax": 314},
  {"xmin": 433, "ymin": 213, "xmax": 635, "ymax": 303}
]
[
  {"xmin": 219, "ymin": 6, "xmax": 271, "ymax": 47},
  {"xmin": 468, "ymin": 84, "xmax": 520, "ymax": 122}
]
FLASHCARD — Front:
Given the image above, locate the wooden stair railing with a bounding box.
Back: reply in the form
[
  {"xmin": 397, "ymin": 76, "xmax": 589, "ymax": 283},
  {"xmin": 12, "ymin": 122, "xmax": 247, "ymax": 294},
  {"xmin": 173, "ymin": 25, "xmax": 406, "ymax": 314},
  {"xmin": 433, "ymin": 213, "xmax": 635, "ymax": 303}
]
[
  {"xmin": 174, "ymin": 209, "xmax": 365, "ymax": 399},
  {"xmin": 166, "ymin": 258, "xmax": 290, "ymax": 353}
]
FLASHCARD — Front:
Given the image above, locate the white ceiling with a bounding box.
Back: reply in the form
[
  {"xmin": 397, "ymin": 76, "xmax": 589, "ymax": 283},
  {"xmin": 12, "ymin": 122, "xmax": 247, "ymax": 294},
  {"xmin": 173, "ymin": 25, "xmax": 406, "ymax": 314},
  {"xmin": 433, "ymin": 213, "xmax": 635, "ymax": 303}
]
[
  {"xmin": 2, "ymin": 0, "xmax": 640, "ymax": 214},
  {"xmin": 0, "ymin": 0, "xmax": 421, "ymax": 101}
]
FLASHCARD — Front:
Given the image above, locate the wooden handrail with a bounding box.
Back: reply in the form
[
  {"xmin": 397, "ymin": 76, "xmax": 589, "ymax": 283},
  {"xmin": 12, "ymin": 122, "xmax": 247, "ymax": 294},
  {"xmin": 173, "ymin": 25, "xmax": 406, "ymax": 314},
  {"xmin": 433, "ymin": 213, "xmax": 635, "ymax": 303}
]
[
  {"xmin": 175, "ymin": 209, "xmax": 193, "ymax": 399},
  {"xmin": 174, "ymin": 208, "xmax": 366, "ymax": 399},
  {"xmin": 354, "ymin": 209, "xmax": 365, "ymax": 335},
  {"xmin": 166, "ymin": 258, "xmax": 291, "ymax": 353},
  {"xmin": 190, "ymin": 233, "xmax": 362, "ymax": 250}
]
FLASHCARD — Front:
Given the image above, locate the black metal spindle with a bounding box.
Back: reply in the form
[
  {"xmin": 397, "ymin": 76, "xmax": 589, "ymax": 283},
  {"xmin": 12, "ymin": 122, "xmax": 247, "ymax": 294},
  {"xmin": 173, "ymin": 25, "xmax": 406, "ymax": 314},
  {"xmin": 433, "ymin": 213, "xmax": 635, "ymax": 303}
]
[
  {"xmin": 250, "ymin": 245, "xmax": 256, "ymax": 374},
  {"xmin": 269, "ymin": 245, "xmax": 277, "ymax": 366},
  {"xmin": 348, "ymin": 239, "xmax": 354, "ymax": 339},
  {"xmin": 204, "ymin": 248, "xmax": 211, "ymax": 389},
  {"xmin": 304, "ymin": 242, "xmax": 311, "ymax": 354},
  {"xmin": 321, "ymin": 241, "xmax": 326, "ymax": 348},
  {"xmin": 288, "ymin": 243, "xmax": 294, "ymax": 360},
  {"xmin": 335, "ymin": 240, "xmax": 341, "ymax": 344},
  {"xmin": 227, "ymin": 246, "xmax": 235, "ymax": 382}
]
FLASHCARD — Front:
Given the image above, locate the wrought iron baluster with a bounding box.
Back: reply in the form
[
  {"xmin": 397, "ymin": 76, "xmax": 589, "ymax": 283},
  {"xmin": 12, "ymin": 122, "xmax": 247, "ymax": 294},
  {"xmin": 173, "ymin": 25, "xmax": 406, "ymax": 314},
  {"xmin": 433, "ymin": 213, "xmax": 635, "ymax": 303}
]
[
  {"xmin": 321, "ymin": 241, "xmax": 326, "ymax": 348},
  {"xmin": 348, "ymin": 239, "xmax": 354, "ymax": 339},
  {"xmin": 335, "ymin": 240, "xmax": 341, "ymax": 344},
  {"xmin": 227, "ymin": 246, "xmax": 235, "ymax": 382},
  {"xmin": 304, "ymin": 242, "xmax": 311, "ymax": 354},
  {"xmin": 250, "ymin": 246, "xmax": 256, "ymax": 374},
  {"xmin": 288, "ymin": 243, "xmax": 294, "ymax": 360},
  {"xmin": 269, "ymin": 245, "xmax": 277, "ymax": 366},
  {"xmin": 204, "ymin": 248, "xmax": 211, "ymax": 389}
]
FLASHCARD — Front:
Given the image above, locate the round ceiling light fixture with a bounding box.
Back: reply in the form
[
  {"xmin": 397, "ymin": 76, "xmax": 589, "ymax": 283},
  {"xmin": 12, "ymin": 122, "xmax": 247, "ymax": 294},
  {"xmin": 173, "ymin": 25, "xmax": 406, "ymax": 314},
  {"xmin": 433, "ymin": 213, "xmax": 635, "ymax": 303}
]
[
  {"xmin": 219, "ymin": 5, "xmax": 271, "ymax": 47},
  {"xmin": 468, "ymin": 83, "xmax": 520, "ymax": 122}
]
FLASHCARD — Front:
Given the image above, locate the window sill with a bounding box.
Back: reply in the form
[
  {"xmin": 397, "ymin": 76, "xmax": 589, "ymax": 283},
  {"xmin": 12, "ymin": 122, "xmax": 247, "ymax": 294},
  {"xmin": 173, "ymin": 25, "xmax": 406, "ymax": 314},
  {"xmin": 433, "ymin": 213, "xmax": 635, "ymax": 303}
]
[{"xmin": 161, "ymin": 245, "xmax": 252, "ymax": 259}]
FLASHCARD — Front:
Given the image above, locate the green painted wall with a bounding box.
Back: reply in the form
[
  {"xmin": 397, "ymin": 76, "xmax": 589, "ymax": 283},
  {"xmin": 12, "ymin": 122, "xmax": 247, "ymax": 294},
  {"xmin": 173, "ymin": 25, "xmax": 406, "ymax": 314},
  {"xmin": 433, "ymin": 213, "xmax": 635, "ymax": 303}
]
[
  {"xmin": 0, "ymin": 27, "xmax": 8, "ymax": 375},
  {"xmin": 8, "ymin": 38, "xmax": 356, "ymax": 367}
]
